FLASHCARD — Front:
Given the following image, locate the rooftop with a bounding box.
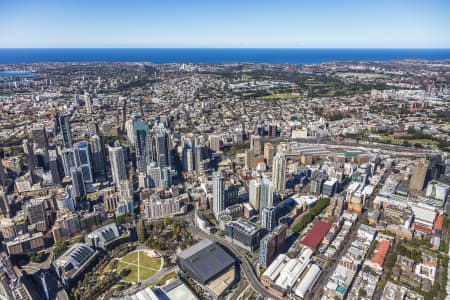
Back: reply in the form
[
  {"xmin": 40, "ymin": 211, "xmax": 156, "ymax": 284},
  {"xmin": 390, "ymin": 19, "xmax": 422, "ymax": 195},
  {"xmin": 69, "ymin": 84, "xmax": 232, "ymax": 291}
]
[
  {"xmin": 177, "ymin": 239, "xmax": 235, "ymax": 284},
  {"xmin": 300, "ymin": 220, "xmax": 332, "ymax": 250}
]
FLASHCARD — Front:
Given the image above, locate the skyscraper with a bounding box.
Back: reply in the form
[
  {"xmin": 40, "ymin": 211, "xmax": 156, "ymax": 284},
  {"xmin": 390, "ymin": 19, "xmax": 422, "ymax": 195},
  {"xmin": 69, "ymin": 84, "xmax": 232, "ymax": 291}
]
[
  {"xmin": 155, "ymin": 129, "xmax": 170, "ymax": 168},
  {"xmin": 208, "ymin": 134, "xmax": 221, "ymax": 152},
  {"xmin": 70, "ymin": 167, "xmax": 86, "ymax": 199},
  {"xmin": 426, "ymin": 153, "xmax": 442, "ymax": 180},
  {"xmin": 74, "ymin": 141, "xmax": 93, "ymax": 183},
  {"xmin": 48, "ymin": 149, "xmax": 61, "ymax": 185},
  {"xmin": 264, "ymin": 143, "xmax": 275, "ymax": 167},
  {"xmin": 249, "ymin": 178, "xmax": 262, "ymax": 211},
  {"xmin": 30, "ymin": 126, "xmax": 49, "ymax": 150},
  {"xmin": 272, "ymin": 153, "xmax": 287, "ymax": 192},
  {"xmin": 61, "ymin": 148, "xmax": 77, "ymax": 177},
  {"xmin": 0, "ymin": 163, "xmax": 6, "ymax": 186},
  {"xmin": 224, "ymin": 185, "xmax": 239, "ymax": 207},
  {"xmin": 87, "ymin": 122, "xmax": 99, "ymax": 136},
  {"xmin": 161, "ymin": 167, "xmax": 172, "ymax": 189},
  {"xmin": 22, "ymin": 139, "xmax": 36, "ymax": 171},
  {"xmin": 212, "ymin": 171, "xmax": 225, "ymax": 219},
  {"xmin": 147, "ymin": 163, "xmax": 162, "ymax": 188},
  {"xmin": 259, "ymin": 224, "xmax": 287, "ymax": 268},
  {"xmin": 58, "ymin": 113, "xmax": 73, "ymax": 148},
  {"xmin": 268, "ymin": 123, "xmax": 278, "ymax": 138},
  {"xmin": 90, "ymin": 134, "xmax": 106, "ymax": 180},
  {"xmin": 260, "ymin": 177, "xmax": 274, "ymax": 213},
  {"xmin": 182, "ymin": 138, "xmax": 194, "ymax": 172},
  {"xmin": 118, "ymin": 180, "xmax": 133, "ymax": 201},
  {"xmin": 0, "ymin": 190, "xmax": 10, "ymax": 218},
  {"xmin": 245, "ymin": 149, "xmax": 255, "ymax": 169},
  {"xmin": 409, "ymin": 159, "xmax": 429, "ymax": 193},
  {"xmin": 261, "ymin": 206, "xmax": 277, "ymax": 231},
  {"xmin": 250, "ymin": 134, "xmax": 262, "ymax": 155},
  {"xmin": 260, "ymin": 233, "xmax": 277, "ymax": 268},
  {"xmin": 109, "ymin": 146, "xmax": 127, "ymax": 186},
  {"xmin": 133, "ymin": 121, "xmax": 152, "ymax": 173},
  {"xmin": 193, "ymin": 144, "xmax": 203, "ymax": 172},
  {"xmin": 63, "ymin": 187, "xmax": 76, "ymax": 211},
  {"xmin": 34, "ymin": 148, "xmax": 49, "ymax": 170},
  {"xmin": 25, "ymin": 198, "xmax": 48, "ymax": 230},
  {"xmin": 84, "ymin": 91, "xmax": 92, "ymax": 114},
  {"xmin": 125, "ymin": 118, "xmax": 136, "ymax": 145}
]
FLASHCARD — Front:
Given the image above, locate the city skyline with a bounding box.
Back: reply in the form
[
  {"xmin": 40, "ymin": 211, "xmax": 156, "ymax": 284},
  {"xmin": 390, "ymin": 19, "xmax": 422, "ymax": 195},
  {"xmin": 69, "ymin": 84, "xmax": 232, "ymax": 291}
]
[
  {"xmin": 1, "ymin": 1, "xmax": 450, "ymax": 299},
  {"xmin": 1, "ymin": 0, "xmax": 449, "ymax": 48}
]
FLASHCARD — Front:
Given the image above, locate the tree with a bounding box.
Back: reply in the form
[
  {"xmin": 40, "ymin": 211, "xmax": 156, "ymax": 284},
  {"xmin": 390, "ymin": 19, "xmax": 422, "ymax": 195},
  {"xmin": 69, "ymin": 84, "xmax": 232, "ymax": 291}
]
[
  {"xmin": 29, "ymin": 251, "xmax": 45, "ymax": 263},
  {"xmin": 53, "ymin": 241, "xmax": 68, "ymax": 258},
  {"xmin": 136, "ymin": 219, "xmax": 146, "ymax": 243},
  {"xmin": 119, "ymin": 268, "xmax": 131, "ymax": 277},
  {"xmin": 292, "ymin": 198, "xmax": 330, "ymax": 233},
  {"xmin": 358, "ymin": 289, "xmax": 367, "ymax": 297}
]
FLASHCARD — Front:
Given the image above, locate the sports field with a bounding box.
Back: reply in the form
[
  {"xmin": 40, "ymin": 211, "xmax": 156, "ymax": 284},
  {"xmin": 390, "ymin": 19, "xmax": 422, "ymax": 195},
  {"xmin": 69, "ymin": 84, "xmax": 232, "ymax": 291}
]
[
  {"xmin": 116, "ymin": 249, "xmax": 162, "ymax": 283},
  {"xmin": 335, "ymin": 72, "xmax": 389, "ymax": 79}
]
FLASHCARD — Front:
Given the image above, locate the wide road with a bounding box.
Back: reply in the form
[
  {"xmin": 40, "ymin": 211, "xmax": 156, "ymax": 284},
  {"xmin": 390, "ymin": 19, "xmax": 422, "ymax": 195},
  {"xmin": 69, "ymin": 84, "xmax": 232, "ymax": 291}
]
[{"xmin": 190, "ymin": 226, "xmax": 280, "ymax": 299}]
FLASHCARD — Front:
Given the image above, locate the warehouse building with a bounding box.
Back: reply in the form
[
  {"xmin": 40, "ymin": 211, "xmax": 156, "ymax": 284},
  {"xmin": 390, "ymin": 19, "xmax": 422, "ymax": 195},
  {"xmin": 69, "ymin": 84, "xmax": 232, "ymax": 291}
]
[
  {"xmin": 294, "ymin": 264, "xmax": 322, "ymax": 298},
  {"xmin": 300, "ymin": 220, "xmax": 332, "ymax": 250},
  {"xmin": 261, "ymin": 248, "xmax": 314, "ymax": 298}
]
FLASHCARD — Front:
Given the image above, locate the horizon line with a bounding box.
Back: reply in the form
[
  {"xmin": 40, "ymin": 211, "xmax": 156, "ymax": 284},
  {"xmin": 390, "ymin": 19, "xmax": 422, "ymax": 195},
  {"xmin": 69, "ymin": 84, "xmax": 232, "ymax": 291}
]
[{"xmin": 1, "ymin": 47, "xmax": 450, "ymax": 50}]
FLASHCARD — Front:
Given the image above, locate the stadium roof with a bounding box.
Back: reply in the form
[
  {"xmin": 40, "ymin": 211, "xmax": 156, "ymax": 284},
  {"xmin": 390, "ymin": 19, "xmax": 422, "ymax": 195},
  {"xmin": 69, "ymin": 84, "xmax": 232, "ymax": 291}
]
[{"xmin": 177, "ymin": 239, "xmax": 235, "ymax": 284}]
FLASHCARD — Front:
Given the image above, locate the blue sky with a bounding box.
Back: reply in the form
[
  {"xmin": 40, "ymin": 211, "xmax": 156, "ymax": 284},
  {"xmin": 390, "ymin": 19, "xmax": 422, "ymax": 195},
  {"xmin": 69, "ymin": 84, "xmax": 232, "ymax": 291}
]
[{"xmin": 0, "ymin": 0, "xmax": 449, "ymax": 48}]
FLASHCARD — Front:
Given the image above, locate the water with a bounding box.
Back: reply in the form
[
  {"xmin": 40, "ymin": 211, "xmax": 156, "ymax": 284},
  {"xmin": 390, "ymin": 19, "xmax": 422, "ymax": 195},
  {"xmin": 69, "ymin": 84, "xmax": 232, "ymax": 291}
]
[
  {"xmin": 0, "ymin": 71, "xmax": 35, "ymax": 77},
  {"xmin": 0, "ymin": 48, "xmax": 449, "ymax": 65}
]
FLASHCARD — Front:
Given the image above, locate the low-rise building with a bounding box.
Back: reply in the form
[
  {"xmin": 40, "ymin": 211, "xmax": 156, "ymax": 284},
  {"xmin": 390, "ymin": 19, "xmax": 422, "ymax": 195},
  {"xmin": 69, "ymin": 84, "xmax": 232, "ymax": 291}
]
[
  {"xmin": 85, "ymin": 223, "xmax": 122, "ymax": 250},
  {"xmin": 224, "ymin": 220, "xmax": 262, "ymax": 252},
  {"xmin": 53, "ymin": 243, "xmax": 98, "ymax": 288},
  {"xmin": 5, "ymin": 232, "xmax": 45, "ymax": 255}
]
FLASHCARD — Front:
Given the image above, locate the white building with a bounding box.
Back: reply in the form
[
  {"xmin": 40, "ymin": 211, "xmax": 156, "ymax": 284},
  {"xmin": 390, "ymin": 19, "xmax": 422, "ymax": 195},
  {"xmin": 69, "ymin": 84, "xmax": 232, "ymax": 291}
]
[
  {"xmin": 294, "ymin": 264, "xmax": 321, "ymax": 298},
  {"xmin": 212, "ymin": 171, "xmax": 225, "ymax": 219},
  {"xmin": 272, "ymin": 153, "xmax": 287, "ymax": 192},
  {"xmin": 109, "ymin": 146, "xmax": 127, "ymax": 187},
  {"xmin": 426, "ymin": 181, "xmax": 449, "ymax": 202}
]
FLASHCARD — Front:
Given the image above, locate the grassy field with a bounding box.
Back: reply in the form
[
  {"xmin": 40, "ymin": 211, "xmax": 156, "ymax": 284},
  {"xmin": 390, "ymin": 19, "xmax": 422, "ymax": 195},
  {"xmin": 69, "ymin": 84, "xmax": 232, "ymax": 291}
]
[
  {"xmin": 257, "ymin": 93, "xmax": 304, "ymax": 100},
  {"xmin": 120, "ymin": 252, "xmax": 138, "ymax": 264},
  {"xmin": 304, "ymin": 82, "xmax": 332, "ymax": 87},
  {"xmin": 377, "ymin": 135, "xmax": 439, "ymax": 146},
  {"xmin": 152, "ymin": 272, "xmax": 178, "ymax": 287},
  {"xmin": 116, "ymin": 250, "xmax": 162, "ymax": 283},
  {"xmin": 335, "ymin": 72, "xmax": 389, "ymax": 79}
]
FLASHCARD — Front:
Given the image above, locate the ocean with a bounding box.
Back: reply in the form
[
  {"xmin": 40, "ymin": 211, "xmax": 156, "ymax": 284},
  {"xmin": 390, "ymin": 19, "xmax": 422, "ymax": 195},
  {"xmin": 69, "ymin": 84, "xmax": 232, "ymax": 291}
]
[{"xmin": 0, "ymin": 48, "xmax": 449, "ymax": 65}]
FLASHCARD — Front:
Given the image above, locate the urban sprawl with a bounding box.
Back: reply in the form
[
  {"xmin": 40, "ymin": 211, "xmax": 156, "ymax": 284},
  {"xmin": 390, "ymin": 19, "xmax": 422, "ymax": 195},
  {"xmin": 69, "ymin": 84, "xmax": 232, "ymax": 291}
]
[{"xmin": 0, "ymin": 60, "xmax": 450, "ymax": 300}]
